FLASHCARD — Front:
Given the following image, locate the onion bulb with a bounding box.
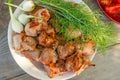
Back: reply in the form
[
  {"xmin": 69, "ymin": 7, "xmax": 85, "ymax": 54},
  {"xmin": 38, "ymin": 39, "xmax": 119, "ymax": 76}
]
[
  {"xmin": 18, "ymin": 14, "xmax": 30, "ymax": 25},
  {"xmin": 22, "ymin": 0, "xmax": 35, "ymax": 12},
  {"xmin": 11, "ymin": 16, "xmax": 24, "ymax": 33},
  {"xmin": 7, "ymin": 0, "xmax": 24, "ymax": 33},
  {"xmin": 5, "ymin": 0, "xmax": 35, "ymax": 12}
]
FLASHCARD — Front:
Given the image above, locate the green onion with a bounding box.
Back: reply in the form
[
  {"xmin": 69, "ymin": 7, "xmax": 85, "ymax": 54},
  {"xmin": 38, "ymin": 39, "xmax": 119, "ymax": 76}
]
[
  {"xmin": 7, "ymin": 0, "xmax": 23, "ymax": 33},
  {"xmin": 5, "ymin": 0, "xmax": 35, "ymax": 12}
]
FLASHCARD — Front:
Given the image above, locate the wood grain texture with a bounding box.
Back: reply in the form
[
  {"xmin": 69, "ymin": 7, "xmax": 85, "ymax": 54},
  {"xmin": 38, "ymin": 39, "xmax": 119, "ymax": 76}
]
[
  {"xmin": 10, "ymin": 74, "xmax": 38, "ymax": 80},
  {"xmin": 0, "ymin": 28, "xmax": 26, "ymax": 80},
  {"xmin": 0, "ymin": 0, "xmax": 120, "ymax": 80}
]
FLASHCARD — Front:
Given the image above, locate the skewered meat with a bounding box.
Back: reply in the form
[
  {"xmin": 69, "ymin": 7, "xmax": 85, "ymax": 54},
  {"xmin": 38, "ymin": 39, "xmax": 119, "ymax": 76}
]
[
  {"xmin": 82, "ymin": 40, "xmax": 95, "ymax": 56},
  {"xmin": 25, "ymin": 20, "xmax": 48, "ymax": 36},
  {"xmin": 44, "ymin": 64, "xmax": 60, "ymax": 78},
  {"xmin": 34, "ymin": 8, "xmax": 50, "ymax": 22},
  {"xmin": 22, "ymin": 49, "xmax": 41, "ymax": 61},
  {"xmin": 39, "ymin": 48, "xmax": 58, "ymax": 65},
  {"xmin": 12, "ymin": 33, "xmax": 25, "ymax": 52},
  {"xmin": 57, "ymin": 43, "xmax": 75, "ymax": 59},
  {"xmin": 38, "ymin": 32, "xmax": 58, "ymax": 49}
]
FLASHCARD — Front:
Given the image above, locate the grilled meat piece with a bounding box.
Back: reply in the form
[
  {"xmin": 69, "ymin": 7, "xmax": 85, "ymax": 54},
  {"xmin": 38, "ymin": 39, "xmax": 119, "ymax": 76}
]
[
  {"xmin": 39, "ymin": 48, "xmax": 58, "ymax": 65},
  {"xmin": 25, "ymin": 20, "xmax": 48, "ymax": 36},
  {"xmin": 57, "ymin": 43, "xmax": 75, "ymax": 59},
  {"xmin": 46, "ymin": 28, "xmax": 55, "ymax": 38},
  {"xmin": 22, "ymin": 37, "xmax": 37, "ymax": 51},
  {"xmin": 44, "ymin": 64, "xmax": 60, "ymax": 78},
  {"xmin": 12, "ymin": 33, "xmax": 25, "ymax": 52},
  {"xmin": 56, "ymin": 59, "xmax": 67, "ymax": 72},
  {"xmin": 34, "ymin": 8, "xmax": 50, "ymax": 22},
  {"xmin": 22, "ymin": 49, "xmax": 41, "ymax": 61},
  {"xmin": 65, "ymin": 50, "xmax": 94, "ymax": 72},
  {"xmin": 82, "ymin": 40, "xmax": 95, "ymax": 56},
  {"xmin": 38, "ymin": 32, "xmax": 58, "ymax": 49},
  {"xmin": 65, "ymin": 51, "xmax": 83, "ymax": 72},
  {"xmin": 13, "ymin": 33, "xmax": 37, "ymax": 52}
]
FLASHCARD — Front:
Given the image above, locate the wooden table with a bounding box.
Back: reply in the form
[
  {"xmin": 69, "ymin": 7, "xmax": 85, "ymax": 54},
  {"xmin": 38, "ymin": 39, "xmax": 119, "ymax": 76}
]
[{"xmin": 0, "ymin": 0, "xmax": 120, "ymax": 80}]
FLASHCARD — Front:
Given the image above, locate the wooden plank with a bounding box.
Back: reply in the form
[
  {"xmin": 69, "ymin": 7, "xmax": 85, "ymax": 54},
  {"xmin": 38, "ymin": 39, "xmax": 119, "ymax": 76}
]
[
  {"xmin": 0, "ymin": 0, "xmax": 23, "ymax": 33},
  {"xmin": 0, "ymin": 26, "xmax": 27, "ymax": 80},
  {"xmin": 0, "ymin": 50, "xmax": 26, "ymax": 80},
  {"xmin": 0, "ymin": 26, "xmax": 26, "ymax": 80},
  {"xmin": 10, "ymin": 74, "xmax": 37, "ymax": 80}
]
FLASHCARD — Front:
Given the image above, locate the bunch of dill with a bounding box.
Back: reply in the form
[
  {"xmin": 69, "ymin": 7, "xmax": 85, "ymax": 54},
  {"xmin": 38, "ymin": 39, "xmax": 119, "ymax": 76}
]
[{"xmin": 34, "ymin": 0, "xmax": 116, "ymax": 51}]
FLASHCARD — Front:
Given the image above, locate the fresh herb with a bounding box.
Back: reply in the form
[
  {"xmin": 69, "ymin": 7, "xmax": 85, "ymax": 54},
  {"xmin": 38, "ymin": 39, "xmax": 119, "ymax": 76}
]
[{"xmin": 34, "ymin": 0, "xmax": 116, "ymax": 51}]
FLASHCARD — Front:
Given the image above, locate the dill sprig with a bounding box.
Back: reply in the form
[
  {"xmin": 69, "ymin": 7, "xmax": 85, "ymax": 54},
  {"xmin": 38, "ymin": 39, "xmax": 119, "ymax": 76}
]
[{"xmin": 34, "ymin": 0, "xmax": 116, "ymax": 51}]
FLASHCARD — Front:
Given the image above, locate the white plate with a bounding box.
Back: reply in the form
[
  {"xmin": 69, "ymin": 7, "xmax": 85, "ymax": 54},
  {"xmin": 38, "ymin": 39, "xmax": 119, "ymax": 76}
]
[{"xmin": 8, "ymin": 0, "xmax": 96, "ymax": 80}]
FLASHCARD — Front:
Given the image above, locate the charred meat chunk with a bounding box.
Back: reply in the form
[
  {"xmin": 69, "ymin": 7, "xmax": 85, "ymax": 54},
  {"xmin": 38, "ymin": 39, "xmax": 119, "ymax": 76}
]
[
  {"xmin": 57, "ymin": 43, "xmax": 75, "ymax": 59},
  {"xmin": 44, "ymin": 64, "xmax": 60, "ymax": 78},
  {"xmin": 25, "ymin": 20, "xmax": 48, "ymax": 36},
  {"xmin": 13, "ymin": 33, "xmax": 37, "ymax": 52},
  {"xmin": 39, "ymin": 48, "xmax": 58, "ymax": 65},
  {"xmin": 65, "ymin": 50, "xmax": 94, "ymax": 72},
  {"xmin": 82, "ymin": 40, "xmax": 95, "ymax": 56},
  {"xmin": 34, "ymin": 9, "xmax": 50, "ymax": 22},
  {"xmin": 22, "ymin": 49, "xmax": 41, "ymax": 61},
  {"xmin": 38, "ymin": 32, "xmax": 58, "ymax": 49},
  {"xmin": 12, "ymin": 33, "xmax": 25, "ymax": 52},
  {"xmin": 22, "ymin": 37, "xmax": 37, "ymax": 51}
]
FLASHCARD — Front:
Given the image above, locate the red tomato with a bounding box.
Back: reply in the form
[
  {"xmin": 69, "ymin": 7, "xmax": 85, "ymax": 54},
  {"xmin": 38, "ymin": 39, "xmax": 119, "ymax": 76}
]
[
  {"xmin": 112, "ymin": 0, "xmax": 120, "ymax": 3},
  {"xmin": 99, "ymin": 0, "xmax": 112, "ymax": 5},
  {"xmin": 117, "ymin": 0, "xmax": 120, "ymax": 3},
  {"xmin": 112, "ymin": 0, "xmax": 118, "ymax": 2},
  {"xmin": 105, "ymin": 4, "xmax": 120, "ymax": 14}
]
